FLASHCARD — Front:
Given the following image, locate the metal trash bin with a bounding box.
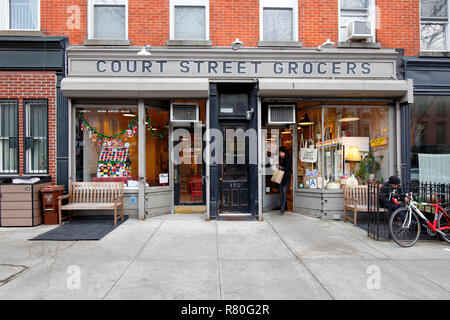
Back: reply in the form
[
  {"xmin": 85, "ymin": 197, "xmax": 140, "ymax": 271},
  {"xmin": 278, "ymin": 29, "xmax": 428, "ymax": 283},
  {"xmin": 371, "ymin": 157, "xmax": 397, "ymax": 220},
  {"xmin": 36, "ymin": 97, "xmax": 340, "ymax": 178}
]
[{"xmin": 41, "ymin": 185, "xmax": 65, "ymax": 225}]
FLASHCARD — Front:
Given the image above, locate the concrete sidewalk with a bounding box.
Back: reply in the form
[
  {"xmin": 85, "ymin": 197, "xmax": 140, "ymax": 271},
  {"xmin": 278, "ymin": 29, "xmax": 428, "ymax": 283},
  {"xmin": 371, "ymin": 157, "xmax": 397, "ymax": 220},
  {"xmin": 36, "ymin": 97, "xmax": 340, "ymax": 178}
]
[{"xmin": 1, "ymin": 212, "xmax": 450, "ymax": 300}]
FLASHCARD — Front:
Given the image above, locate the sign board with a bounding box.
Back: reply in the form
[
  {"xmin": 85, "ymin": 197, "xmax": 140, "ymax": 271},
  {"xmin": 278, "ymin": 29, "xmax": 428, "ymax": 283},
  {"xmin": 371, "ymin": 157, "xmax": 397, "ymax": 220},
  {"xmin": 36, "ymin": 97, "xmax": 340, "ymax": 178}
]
[
  {"xmin": 300, "ymin": 148, "xmax": 318, "ymax": 163},
  {"xmin": 68, "ymin": 58, "xmax": 396, "ymax": 79},
  {"xmin": 159, "ymin": 173, "xmax": 169, "ymax": 184},
  {"xmin": 370, "ymin": 137, "xmax": 388, "ymax": 147}
]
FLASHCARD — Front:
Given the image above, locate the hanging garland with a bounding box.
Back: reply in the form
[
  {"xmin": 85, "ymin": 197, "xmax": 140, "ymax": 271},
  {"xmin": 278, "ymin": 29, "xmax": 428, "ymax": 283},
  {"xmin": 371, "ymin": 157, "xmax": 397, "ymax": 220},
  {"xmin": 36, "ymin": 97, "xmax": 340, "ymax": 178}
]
[{"xmin": 79, "ymin": 110, "xmax": 169, "ymax": 146}]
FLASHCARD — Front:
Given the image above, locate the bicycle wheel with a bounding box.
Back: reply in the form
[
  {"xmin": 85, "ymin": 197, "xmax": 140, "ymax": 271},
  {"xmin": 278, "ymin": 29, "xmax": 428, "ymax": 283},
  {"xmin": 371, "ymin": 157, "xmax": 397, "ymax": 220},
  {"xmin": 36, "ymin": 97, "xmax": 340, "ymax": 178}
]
[
  {"xmin": 438, "ymin": 207, "xmax": 450, "ymax": 244},
  {"xmin": 389, "ymin": 207, "xmax": 421, "ymax": 247}
]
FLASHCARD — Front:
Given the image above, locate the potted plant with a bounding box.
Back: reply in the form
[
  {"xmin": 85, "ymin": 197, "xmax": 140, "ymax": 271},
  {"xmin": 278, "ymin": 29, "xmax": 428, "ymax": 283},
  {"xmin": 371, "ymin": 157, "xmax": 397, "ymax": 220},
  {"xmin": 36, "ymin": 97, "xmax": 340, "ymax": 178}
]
[{"xmin": 355, "ymin": 151, "xmax": 383, "ymax": 184}]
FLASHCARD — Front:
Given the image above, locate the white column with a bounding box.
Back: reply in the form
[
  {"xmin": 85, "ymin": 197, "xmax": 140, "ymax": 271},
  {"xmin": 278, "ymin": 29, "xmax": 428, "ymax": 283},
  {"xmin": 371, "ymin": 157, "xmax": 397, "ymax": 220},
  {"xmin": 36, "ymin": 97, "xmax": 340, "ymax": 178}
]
[{"xmin": 138, "ymin": 99, "xmax": 146, "ymax": 220}]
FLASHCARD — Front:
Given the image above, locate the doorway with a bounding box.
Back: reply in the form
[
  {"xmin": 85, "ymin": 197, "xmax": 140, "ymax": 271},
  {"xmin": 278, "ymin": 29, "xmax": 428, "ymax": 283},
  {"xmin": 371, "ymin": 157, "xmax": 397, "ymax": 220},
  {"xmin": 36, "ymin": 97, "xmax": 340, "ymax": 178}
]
[
  {"xmin": 174, "ymin": 124, "xmax": 206, "ymax": 205},
  {"xmin": 219, "ymin": 122, "xmax": 251, "ymax": 213}
]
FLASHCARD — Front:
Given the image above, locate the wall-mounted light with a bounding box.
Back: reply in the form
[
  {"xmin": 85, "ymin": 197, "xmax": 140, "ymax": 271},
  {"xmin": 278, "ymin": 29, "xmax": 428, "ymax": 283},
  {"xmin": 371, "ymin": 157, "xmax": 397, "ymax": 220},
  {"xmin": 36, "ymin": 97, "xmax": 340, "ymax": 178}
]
[
  {"xmin": 231, "ymin": 38, "xmax": 244, "ymax": 50},
  {"xmin": 317, "ymin": 38, "xmax": 335, "ymax": 51},
  {"xmin": 137, "ymin": 45, "xmax": 151, "ymax": 56}
]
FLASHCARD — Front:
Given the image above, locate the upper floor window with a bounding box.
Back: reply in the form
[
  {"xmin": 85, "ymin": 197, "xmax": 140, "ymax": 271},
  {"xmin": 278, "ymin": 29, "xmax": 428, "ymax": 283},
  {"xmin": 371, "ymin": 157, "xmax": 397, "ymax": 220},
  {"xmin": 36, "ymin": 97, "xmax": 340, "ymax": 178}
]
[
  {"xmin": 88, "ymin": 0, "xmax": 128, "ymax": 40},
  {"xmin": 421, "ymin": 0, "xmax": 448, "ymax": 51},
  {"xmin": 0, "ymin": 0, "xmax": 40, "ymax": 30},
  {"xmin": 170, "ymin": 0, "xmax": 209, "ymax": 40},
  {"xmin": 339, "ymin": 0, "xmax": 376, "ymax": 42},
  {"xmin": 260, "ymin": 0, "xmax": 298, "ymax": 41}
]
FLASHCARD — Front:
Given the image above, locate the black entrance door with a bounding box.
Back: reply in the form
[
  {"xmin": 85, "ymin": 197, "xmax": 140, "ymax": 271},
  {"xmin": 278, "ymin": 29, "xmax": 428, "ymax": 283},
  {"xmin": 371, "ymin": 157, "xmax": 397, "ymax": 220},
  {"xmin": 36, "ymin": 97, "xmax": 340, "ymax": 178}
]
[{"xmin": 219, "ymin": 123, "xmax": 250, "ymax": 213}]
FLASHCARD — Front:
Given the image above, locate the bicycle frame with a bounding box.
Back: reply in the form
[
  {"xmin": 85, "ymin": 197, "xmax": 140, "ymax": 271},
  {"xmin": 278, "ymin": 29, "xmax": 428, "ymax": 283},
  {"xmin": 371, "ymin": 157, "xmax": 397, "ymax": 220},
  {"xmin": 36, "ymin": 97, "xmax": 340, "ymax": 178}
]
[{"xmin": 400, "ymin": 193, "xmax": 450, "ymax": 234}]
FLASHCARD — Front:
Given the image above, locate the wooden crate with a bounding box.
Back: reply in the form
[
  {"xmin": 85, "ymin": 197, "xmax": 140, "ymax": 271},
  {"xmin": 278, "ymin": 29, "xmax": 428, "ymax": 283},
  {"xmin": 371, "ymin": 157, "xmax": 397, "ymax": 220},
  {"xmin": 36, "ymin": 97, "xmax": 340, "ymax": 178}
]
[{"xmin": 0, "ymin": 178, "xmax": 51, "ymax": 227}]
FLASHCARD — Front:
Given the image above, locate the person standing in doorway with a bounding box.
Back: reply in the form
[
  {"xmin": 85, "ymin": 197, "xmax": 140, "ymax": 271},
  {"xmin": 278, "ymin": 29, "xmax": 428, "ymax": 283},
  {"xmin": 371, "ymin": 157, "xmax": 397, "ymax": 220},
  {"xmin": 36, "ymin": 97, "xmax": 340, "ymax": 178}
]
[{"xmin": 278, "ymin": 146, "xmax": 292, "ymax": 214}]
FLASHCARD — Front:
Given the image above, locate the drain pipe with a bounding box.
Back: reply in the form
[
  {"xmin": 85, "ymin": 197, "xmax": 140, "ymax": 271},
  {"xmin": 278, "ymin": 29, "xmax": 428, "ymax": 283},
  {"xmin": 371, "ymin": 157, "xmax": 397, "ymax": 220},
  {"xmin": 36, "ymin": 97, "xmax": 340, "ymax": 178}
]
[{"xmin": 396, "ymin": 101, "xmax": 401, "ymax": 177}]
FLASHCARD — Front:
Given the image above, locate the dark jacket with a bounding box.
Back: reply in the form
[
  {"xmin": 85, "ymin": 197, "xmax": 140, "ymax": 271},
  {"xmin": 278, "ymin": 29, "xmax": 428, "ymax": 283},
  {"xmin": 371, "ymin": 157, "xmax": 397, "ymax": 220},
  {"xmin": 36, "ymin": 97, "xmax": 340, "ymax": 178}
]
[
  {"xmin": 378, "ymin": 182, "xmax": 394, "ymax": 209},
  {"xmin": 279, "ymin": 153, "xmax": 292, "ymax": 187}
]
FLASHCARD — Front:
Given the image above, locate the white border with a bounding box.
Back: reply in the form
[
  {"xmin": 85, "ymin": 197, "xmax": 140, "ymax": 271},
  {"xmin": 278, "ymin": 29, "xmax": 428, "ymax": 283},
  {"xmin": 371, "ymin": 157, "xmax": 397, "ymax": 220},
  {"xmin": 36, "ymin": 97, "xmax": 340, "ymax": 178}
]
[
  {"xmin": 169, "ymin": 0, "xmax": 210, "ymax": 40},
  {"xmin": 170, "ymin": 102, "xmax": 200, "ymax": 123},
  {"xmin": 338, "ymin": 0, "xmax": 376, "ymax": 43},
  {"xmin": 419, "ymin": 0, "xmax": 450, "ymax": 52},
  {"xmin": 0, "ymin": 0, "xmax": 40, "ymax": 31},
  {"xmin": 268, "ymin": 104, "xmax": 296, "ymax": 124},
  {"xmin": 259, "ymin": 0, "xmax": 298, "ymax": 41},
  {"xmin": 87, "ymin": 0, "xmax": 128, "ymax": 40}
]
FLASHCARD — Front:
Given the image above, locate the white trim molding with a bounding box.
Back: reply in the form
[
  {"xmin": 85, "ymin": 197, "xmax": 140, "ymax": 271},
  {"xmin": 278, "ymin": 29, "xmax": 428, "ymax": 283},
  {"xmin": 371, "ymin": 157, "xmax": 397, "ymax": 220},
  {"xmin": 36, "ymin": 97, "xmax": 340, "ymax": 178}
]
[
  {"xmin": 169, "ymin": 0, "xmax": 210, "ymax": 41},
  {"xmin": 87, "ymin": 0, "xmax": 128, "ymax": 40},
  {"xmin": 338, "ymin": 0, "xmax": 376, "ymax": 43},
  {"xmin": 259, "ymin": 0, "xmax": 298, "ymax": 42},
  {"xmin": 0, "ymin": 0, "xmax": 40, "ymax": 31}
]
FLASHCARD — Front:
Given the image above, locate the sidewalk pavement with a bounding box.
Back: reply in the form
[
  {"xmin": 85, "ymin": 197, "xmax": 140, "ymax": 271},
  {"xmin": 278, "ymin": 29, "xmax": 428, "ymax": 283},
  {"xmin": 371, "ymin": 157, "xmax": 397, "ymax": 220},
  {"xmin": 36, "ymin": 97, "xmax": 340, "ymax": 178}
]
[{"xmin": 1, "ymin": 212, "xmax": 450, "ymax": 300}]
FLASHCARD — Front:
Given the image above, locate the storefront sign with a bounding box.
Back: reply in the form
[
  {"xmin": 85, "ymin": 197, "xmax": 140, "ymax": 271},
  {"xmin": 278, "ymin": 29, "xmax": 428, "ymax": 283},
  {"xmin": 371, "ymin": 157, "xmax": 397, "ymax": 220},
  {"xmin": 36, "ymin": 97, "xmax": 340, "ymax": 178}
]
[
  {"xmin": 300, "ymin": 148, "xmax": 318, "ymax": 163},
  {"xmin": 69, "ymin": 59, "xmax": 396, "ymax": 78},
  {"xmin": 370, "ymin": 137, "xmax": 388, "ymax": 147}
]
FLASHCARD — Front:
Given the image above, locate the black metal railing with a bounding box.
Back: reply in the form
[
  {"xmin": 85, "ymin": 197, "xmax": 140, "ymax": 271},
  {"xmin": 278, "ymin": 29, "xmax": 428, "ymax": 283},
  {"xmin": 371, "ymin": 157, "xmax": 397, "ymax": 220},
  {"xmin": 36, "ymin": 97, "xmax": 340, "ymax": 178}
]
[{"xmin": 366, "ymin": 182, "xmax": 450, "ymax": 241}]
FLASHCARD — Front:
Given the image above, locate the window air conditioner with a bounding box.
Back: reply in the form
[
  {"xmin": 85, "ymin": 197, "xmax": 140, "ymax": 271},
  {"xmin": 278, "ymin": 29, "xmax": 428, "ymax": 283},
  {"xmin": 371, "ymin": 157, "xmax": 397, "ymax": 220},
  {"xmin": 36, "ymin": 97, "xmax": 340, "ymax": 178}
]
[
  {"xmin": 268, "ymin": 105, "xmax": 296, "ymax": 124},
  {"xmin": 347, "ymin": 20, "xmax": 372, "ymax": 40},
  {"xmin": 170, "ymin": 103, "xmax": 199, "ymax": 123}
]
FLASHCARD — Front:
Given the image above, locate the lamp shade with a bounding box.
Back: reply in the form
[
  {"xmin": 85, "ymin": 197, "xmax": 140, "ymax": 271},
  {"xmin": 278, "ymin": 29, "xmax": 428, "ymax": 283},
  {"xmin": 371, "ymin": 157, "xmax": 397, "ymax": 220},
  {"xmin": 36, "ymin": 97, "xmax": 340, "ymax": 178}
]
[
  {"xmin": 345, "ymin": 146, "xmax": 361, "ymax": 162},
  {"xmin": 298, "ymin": 113, "xmax": 314, "ymax": 126}
]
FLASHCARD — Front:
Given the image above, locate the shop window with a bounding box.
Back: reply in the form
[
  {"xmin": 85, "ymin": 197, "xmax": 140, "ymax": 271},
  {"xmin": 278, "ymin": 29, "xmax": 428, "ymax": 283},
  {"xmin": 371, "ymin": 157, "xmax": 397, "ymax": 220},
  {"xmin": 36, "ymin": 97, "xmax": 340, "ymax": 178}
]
[
  {"xmin": 172, "ymin": 100, "xmax": 206, "ymax": 204},
  {"xmin": 411, "ymin": 96, "xmax": 450, "ymax": 183},
  {"xmin": 171, "ymin": 0, "xmax": 209, "ymax": 40},
  {"xmin": 0, "ymin": 100, "xmax": 18, "ymax": 174},
  {"xmin": 297, "ymin": 105, "xmax": 390, "ymax": 189},
  {"xmin": 88, "ymin": 0, "xmax": 127, "ymax": 40},
  {"xmin": 24, "ymin": 100, "xmax": 48, "ymax": 174},
  {"xmin": 75, "ymin": 106, "xmax": 138, "ymax": 186},
  {"xmin": 0, "ymin": 0, "xmax": 39, "ymax": 30},
  {"xmin": 260, "ymin": 0, "xmax": 297, "ymax": 41},
  {"xmin": 421, "ymin": 0, "xmax": 448, "ymax": 51},
  {"xmin": 339, "ymin": 0, "xmax": 376, "ymax": 43},
  {"xmin": 145, "ymin": 106, "xmax": 170, "ymax": 187}
]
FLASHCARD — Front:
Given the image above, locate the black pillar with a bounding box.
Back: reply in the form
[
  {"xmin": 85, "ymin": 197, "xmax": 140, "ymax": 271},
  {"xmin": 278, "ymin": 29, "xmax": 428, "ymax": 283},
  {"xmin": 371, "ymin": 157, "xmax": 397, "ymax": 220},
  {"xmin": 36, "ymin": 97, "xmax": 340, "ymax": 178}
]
[
  {"xmin": 209, "ymin": 83, "xmax": 219, "ymax": 218},
  {"xmin": 400, "ymin": 103, "xmax": 411, "ymax": 185}
]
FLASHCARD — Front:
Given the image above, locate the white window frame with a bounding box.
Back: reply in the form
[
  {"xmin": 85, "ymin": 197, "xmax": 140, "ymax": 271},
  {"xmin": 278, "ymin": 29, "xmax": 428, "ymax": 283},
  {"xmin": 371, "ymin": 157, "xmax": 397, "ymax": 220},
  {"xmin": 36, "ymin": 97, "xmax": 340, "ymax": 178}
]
[
  {"xmin": 0, "ymin": 0, "xmax": 40, "ymax": 31},
  {"xmin": 24, "ymin": 101, "xmax": 48, "ymax": 174},
  {"xmin": 87, "ymin": 0, "xmax": 128, "ymax": 40},
  {"xmin": 420, "ymin": 0, "xmax": 450, "ymax": 51},
  {"xmin": 170, "ymin": 0, "xmax": 210, "ymax": 40},
  {"xmin": 338, "ymin": 0, "xmax": 376, "ymax": 43},
  {"xmin": 259, "ymin": 0, "xmax": 298, "ymax": 42}
]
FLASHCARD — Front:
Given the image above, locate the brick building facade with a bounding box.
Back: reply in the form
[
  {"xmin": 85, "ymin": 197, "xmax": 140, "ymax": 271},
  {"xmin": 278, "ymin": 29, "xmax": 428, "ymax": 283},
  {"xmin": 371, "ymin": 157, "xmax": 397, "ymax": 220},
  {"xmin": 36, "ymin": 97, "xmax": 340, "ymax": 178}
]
[{"xmin": 3, "ymin": 0, "xmax": 447, "ymax": 223}]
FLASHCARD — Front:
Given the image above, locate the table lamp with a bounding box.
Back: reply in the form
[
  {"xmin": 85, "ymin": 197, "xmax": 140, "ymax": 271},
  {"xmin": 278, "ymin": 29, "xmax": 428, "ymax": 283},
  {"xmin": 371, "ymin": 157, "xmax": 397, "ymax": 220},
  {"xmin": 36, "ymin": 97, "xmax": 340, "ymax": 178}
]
[{"xmin": 345, "ymin": 146, "xmax": 361, "ymax": 174}]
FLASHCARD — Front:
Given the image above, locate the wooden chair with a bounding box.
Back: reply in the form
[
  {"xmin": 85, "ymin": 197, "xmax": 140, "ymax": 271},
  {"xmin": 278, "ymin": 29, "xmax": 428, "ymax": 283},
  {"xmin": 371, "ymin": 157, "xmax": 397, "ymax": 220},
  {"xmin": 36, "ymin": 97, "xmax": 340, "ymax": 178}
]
[{"xmin": 58, "ymin": 182, "xmax": 124, "ymax": 226}]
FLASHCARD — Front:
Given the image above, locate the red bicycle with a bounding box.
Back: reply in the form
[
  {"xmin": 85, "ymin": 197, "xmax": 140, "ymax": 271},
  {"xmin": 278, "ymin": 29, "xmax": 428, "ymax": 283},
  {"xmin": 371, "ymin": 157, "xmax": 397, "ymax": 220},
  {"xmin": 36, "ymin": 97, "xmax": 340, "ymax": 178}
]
[{"xmin": 389, "ymin": 192, "xmax": 450, "ymax": 247}]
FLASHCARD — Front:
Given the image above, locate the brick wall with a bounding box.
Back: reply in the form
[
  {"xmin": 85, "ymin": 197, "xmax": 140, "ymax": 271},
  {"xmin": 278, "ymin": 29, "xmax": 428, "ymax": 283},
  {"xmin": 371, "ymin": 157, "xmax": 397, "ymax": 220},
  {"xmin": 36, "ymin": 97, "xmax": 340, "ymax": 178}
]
[
  {"xmin": 0, "ymin": 71, "xmax": 57, "ymax": 183},
  {"xmin": 41, "ymin": 0, "xmax": 421, "ymax": 56}
]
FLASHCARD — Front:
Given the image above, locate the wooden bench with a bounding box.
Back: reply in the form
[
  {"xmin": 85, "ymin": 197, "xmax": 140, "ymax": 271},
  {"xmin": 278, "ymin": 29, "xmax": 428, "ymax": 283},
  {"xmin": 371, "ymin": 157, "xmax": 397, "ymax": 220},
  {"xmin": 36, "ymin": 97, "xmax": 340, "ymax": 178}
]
[
  {"xmin": 343, "ymin": 185, "xmax": 368, "ymax": 226},
  {"xmin": 58, "ymin": 182, "xmax": 124, "ymax": 226}
]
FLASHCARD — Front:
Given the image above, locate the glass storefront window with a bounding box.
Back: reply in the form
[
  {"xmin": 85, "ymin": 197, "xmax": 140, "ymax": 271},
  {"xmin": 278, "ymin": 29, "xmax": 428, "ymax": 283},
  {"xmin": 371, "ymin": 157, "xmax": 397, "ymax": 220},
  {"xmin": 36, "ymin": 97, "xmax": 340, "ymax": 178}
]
[
  {"xmin": 75, "ymin": 106, "xmax": 139, "ymax": 185},
  {"xmin": 297, "ymin": 105, "xmax": 390, "ymax": 189},
  {"xmin": 145, "ymin": 106, "xmax": 170, "ymax": 187},
  {"xmin": 411, "ymin": 96, "xmax": 450, "ymax": 183}
]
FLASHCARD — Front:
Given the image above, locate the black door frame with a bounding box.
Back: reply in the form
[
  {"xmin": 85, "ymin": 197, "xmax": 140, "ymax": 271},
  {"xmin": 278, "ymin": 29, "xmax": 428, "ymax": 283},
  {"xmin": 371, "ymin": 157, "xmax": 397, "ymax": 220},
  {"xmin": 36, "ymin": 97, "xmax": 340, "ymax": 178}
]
[{"xmin": 209, "ymin": 82, "xmax": 259, "ymax": 218}]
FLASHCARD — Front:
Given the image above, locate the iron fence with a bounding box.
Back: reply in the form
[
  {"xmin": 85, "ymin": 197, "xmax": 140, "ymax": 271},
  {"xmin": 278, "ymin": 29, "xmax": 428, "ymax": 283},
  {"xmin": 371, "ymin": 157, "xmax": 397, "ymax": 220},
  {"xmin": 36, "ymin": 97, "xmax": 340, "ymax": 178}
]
[{"xmin": 366, "ymin": 181, "xmax": 450, "ymax": 241}]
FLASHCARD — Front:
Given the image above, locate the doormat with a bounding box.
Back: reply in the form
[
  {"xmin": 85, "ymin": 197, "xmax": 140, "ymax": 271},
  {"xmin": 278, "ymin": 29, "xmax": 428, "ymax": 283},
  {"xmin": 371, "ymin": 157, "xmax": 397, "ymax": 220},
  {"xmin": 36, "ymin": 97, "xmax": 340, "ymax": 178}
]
[
  {"xmin": 29, "ymin": 216, "xmax": 128, "ymax": 241},
  {"xmin": 217, "ymin": 215, "xmax": 257, "ymax": 221}
]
